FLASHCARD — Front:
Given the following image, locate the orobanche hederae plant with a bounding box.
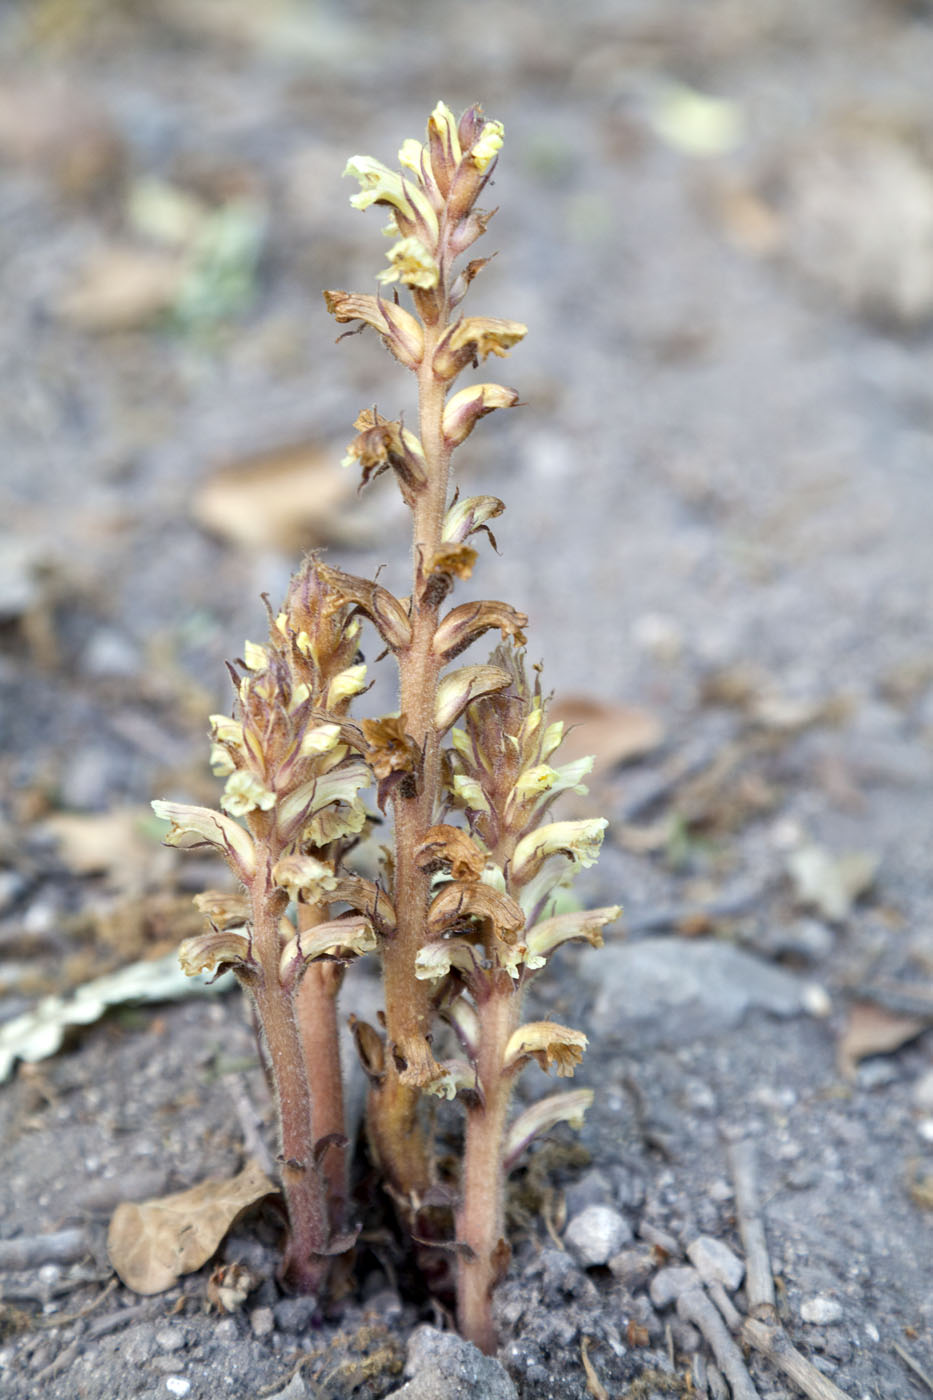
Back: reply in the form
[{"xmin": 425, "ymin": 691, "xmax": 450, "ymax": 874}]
[{"xmin": 151, "ymin": 101, "xmax": 618, "ymax": 1353}]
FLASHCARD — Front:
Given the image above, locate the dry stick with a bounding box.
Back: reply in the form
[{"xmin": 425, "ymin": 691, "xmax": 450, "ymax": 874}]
[
  {"xmin": 727, "ymin": 1137, "xmax": 776, "ymax": 1320},
  {"xmin": 677, "ymin": 1289, "xmax": 760, "ymax": 1400},
  {"xmin": 725, "ymin": 1137, "xmax": 856, "ymax": 1400},
  {"xmin": 741, "ymin": 1318, "xmax": 853, "ymax": 1400},
  {"xmin": 0, "ymin": 1230, "xmax": 87, "ymax": 1272},
  {"xmin": 892, "ymin": 1340, "xmax": 933, "ymax": 1395}
]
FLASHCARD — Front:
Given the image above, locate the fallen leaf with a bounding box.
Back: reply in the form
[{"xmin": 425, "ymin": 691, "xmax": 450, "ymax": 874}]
[
  {"xmin": 193, "ymin": 441, "xmax": 358, "ymax": 553},
  {"xmin": 55, "ymin": 246, "xmax": 185, "ymax": 333},
  {"xmin": 43, "ymin": 808, "xmax": 171, "ymax": 892},
  {"xmin": 108, "ymin": 1161, "xmax": 277, "ymax": 1294},
  {"xmin": 837, "ymin": 1002, "xmax": 929, "ymax": 1080},
  {"xmin": 787, "ymin": 844, "xmax": 879, "ymax": 922},
  {"xmin": 0, "ymin": 952, "xmax": 233, "ymax": 1083}
]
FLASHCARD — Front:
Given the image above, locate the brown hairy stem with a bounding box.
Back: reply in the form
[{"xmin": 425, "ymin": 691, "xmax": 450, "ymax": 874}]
[
  {"xmin": 456, "ymin": 983, "xmax": 520, "ymax": 1353},
  {"xmin": 249, "ymin": 860, "xmax": 331, "ymax": 1294},
  {"xmin": 294, "ymin": 903, "xmax": 348, "ymax": 1228},
  {"xmin": 368, "ymin": 317, "xmax": 453, "ymax": 1203}
]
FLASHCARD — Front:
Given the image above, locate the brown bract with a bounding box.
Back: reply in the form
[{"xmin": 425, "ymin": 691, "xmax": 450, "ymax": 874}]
[{"xmin": 416, "ymin": 824, "xmax": 487, "ymax": 880}]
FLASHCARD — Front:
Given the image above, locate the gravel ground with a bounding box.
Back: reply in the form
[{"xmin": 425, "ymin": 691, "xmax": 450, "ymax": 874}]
[{"xmin": 2, "ymin": 2, "xmax": 933, "ymax": 1397}]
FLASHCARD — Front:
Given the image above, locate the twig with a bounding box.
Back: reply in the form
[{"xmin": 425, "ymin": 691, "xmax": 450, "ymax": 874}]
[
  {"xmin": 727, "ymin": 1138, "xmax": 776, "ymax": 1320},
  {"xmin": 742, "ymin": 1317, "xmax": 853, "ymax": 1400},
  {"xmin": 84, "ymin": 1300, "xmax": 162, "ymax": 1340},
  {"xmin": 0, "ymin": 1229, "xmax": 87, "ymax": 1272},
  {"xmin": 707, "ymin": 1278, "xmax": 742, "ymax": 1333},
  {"xmin": 38, "ymin": 1277, "xmax": 118, "ymax": 1329},
  {"xmin": 892, "ymin": 1340, "xmax": 933, "ymax": 1395},
  {"xmin": 707, "ymin": 1361, "xmax": 729, "ymax": 1400},
  {"xmin": 31, "ymin": 1338, "xmax": 81, "ymax": 1385},
  {"xmin": 580, "ymin": 1336, "xmax": 609, "ymax": 1400},
  {"xmin": 677, "ymin": 1289, "xmax": 759, "ymax": 1400}
]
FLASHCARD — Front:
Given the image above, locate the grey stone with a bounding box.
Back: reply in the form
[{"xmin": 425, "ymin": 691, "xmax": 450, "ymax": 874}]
[
  {"xmin": 384, "ymin": 1326, "xmax": 518, "ymax": 1400},
  {"xmin": 563, "ymin": 1168, "xmax": 613, "ymax": 1216},
  {"xmin": 608, "ymin": 1245, "xmax": 656, "ymax": 1290},
  {"xmin": 273, "ymin": 1296, "xmax": 318, "ymax": 1333},
  {"xmin": 154, "ymin": 1326, "xmax": 187, "ymax": 1353},
  {"xmin": 565, "ymin": 1204, "xmax": 632, "ymax": 1266},
  {"xmin": 686, "ymin": 1236, "xmax": 745, "ymax": 1292},
  {"xmin": 649, "ymin": 1265, "xmax": 702, "ymax": 1308},
  {"xmin": 81, "ymin": 627, "xmax": 140, "ymax": 679},
  {"xmin": 263, "ymin": 1375, "xmax": 307, "ymax": 1400},
  {"xmin": 584, "ymin": 937, "xmax": 810, "ymax": 1048},
  {"xmin": 914, "ymin": 1068, "xmax": 933, "ymax": 1112},
  {"xmin": 249, "ymin": 1305, "xmax": 275, "ymax": 1337},
  {"xmin": 121, "ymin": 1326, "xmax": 156, "ymax": 1365},
  {"xmin": 801, "ymin": 1295, "xmax": 843, "ymax": 1325},
  {"xmin": 670, "ymin": 1318, "xmax": 702, "ymax": 1355}
]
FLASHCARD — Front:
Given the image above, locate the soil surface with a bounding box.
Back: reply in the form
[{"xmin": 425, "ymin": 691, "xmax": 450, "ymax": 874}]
[{"xmin": 3, "ymin": 2, "xmax": 933, "ymax": 1398}]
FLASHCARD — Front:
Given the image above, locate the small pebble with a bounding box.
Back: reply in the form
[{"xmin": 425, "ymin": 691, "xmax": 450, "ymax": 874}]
[
  {"xmin": 250, "ymin": 1305, "xmax": 275, "ymax": 1337},
  {"xmin": 608, "ymin": 1246, "xmax": 656, "ymax": 1291},
  {"xmin": 914, "ymin": 1069, "xmax": 933, "ymax": 1112},
  {"xmin": 801, "ymin": 1295, "xmax": 843, "ymax": 1325},
  {"xmin": 686, "ymin": 1236, "xmax": 745, "ymax": 1292},
  {"xmin": 564, "ymin": 1205, "xmax": 632, "ymax": 1266},
  {"xmin": 165, "ymin": 1380, "xmax": 191, "ymax": 1398},
  {"xmin": 650, "ymin": 1265, "xmax": 702, "ymax": 1308},
  {"xmin": 155, "ymin": 1327, "xmax": 186, "ymax": 1353}
]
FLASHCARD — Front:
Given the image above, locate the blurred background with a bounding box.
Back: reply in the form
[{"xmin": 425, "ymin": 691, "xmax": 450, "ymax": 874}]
[{"xmin": 3, "ymin": 0, "xmax": 933, "ymax": 1022}]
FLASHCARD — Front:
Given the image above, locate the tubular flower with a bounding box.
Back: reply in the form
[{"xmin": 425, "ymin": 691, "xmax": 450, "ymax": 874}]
[
  {"xmin": 503, "ymin": 1021, "xmax": 588, "ymax": 1078},
  {"xmin": 151, "ymin": 800, "xmax": 256, "ymax": 881},
  {"xmin": 343, "ymin": 155, "xmax": 439, "ymax": 243},
  {"xmin": 377, "ymin": 236, "xmax": 440, "ymax": 290}
]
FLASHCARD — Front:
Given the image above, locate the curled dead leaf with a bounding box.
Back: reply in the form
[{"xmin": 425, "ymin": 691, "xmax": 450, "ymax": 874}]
[
  {"xmin": 549, "ymin": 696, "xmax": 663, "ymax": 784},
  {"xmin": 193, "ymin": 442, "xmax": 357, "ymax": 553},
  {"xmin": 837, "ymin": 1001, "xmax": 929, "ymax": 1081},
  {"xmin": 107, "ymin": 1160, "xmax": 277, "ymax": 1294}
]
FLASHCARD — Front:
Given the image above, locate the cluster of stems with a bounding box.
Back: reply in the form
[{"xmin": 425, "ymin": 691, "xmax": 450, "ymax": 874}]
[{"xmin": 154, "ymin": 102, "xmax": 617, "ymax": 1352}]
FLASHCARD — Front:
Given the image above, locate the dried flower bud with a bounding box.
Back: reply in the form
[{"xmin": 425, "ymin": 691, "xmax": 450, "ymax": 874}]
[
  {"xmin": 151, "ymin": 800, "xmax": 256, "ymax": 881},
  {"xmin": 441, "ymin": 384, "xmax": 520, "ymax": 447},
  {"xmin": 433, "ymin": 600, "xmax": 528, "ymax": 664},
  {"xmin": 416, "ymin": 824, "xmax": 487, "ymax": 880},
  {"xmin": 435, "ymin": 664, "xmax": 511, "ymax": 733},
  {"xmin": 342, "ymin": 410, "xmax": 427, "ymax": 503},
  {"xmin": 503, "ymin": 1089, "xmax": 594, "ymax": 1170},
  {"xmin": 427, "ymin": 881, "xmax": 525, "ymax": 943},
  {"xmin": 279, "ymin": 916, "xmax": 377, "ymax": 982},
  {"xmin": 423, "ymin": 1059, "xmax": 478, "ymax": 1101},
  {"xmin": 427, "ymin": 101, "xmax": 463, "ymax": 198},
  {"xmin": 315, "ymin": 563, "xmax": 412, "ymax": 652},
  {"xmin": 193, "ymin": 891, "xmax": 250, "ymax": 929},
  {"xmin": 178, "ymin": 927, "xmax": 254, "ymax": 981},
  {"xmin": 503, "ymin": 1021, "xmax": 588, "ymax": 1078},
  {"xmin": 525, "ymin": 906, "xmax": 620, "ymax": 963},
  {"xmin": 323, "ymin": 290, "xmax": 424, "ymax": 370},
  {"xmin": 433, "ymin": 319, "xmax": 526, "ymax": 381},
  {"xmin": 442, "ymin": 494, "xmax": 505, "ymax": 546},
  {"xmin": 220, "ymin": 769, "xmax": 277, "ymax": 817}
]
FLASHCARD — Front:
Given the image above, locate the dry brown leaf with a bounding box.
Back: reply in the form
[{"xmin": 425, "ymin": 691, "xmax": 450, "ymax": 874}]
[
  {"xmin": 108, "ymin": 1160, "xmax": 277, "ymax": 1294},
  {"xmin": 55, "ymin": 246, "xmax": 185, "ymax": 332},
  {"xmin": 550, "ymin": 696, "xmax": 663, "ymax": 779},
  {"xmin": 837, "ymin": 1001, "xmax": 929, "ymax": 1081},
  {"xmin": 43, "ymin": 808, "xmax": 172, "ymax": 893},
  {"xmin": 193, "ymin": 442, "xmax": 358, "ymax": 553}
]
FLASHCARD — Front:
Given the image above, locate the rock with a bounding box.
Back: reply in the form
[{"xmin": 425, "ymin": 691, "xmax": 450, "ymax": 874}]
[
  {"xmin": 155, "ymin": 1326, "xmax": 187, "ymax": 1353},
  {"xmin": 584, "ymin": 937, "xmax": 810, "ymax": 1048},
  {"xmin": 249, "ymin": 1305, "xmax": 275, "ymax": 1337},
  {"xmin": 608, "ymin": 1246, "xmax": 656, "ymax": 1291},
  {"xmin": 81, "ymin": 627, "xmax": 140, "ymax": 680},
  {"xmin": 273, "ymin": 1296, "xmax": 319, "ymax": 1333},
  {"xmin": 649, "ymin": 1265, "xmax": 702, "ymax": 1309},
  {"xmin": 801, "ymin": 1295, "xmax": 843, "ymax": 1326},
  {"xmin": 164, "ymin": 1380, "xmax": 191, "ymax": 1398},
  {"xmin": 384, "ymin": 1326, "xmax": 518, "ymax": 1400},
  {"xmin": 783, "ymin": 135, "xmax": 933, "ymax": 328},
  {"xmin": 913, "ymin": 1068, "xmax": 933, "ymax": 1112},
  {"xmin": 263, "ymin": 1375, "xmax": 307, "ymax": 1400},
  {"xmin": 564, "ymin": 1205, "xmax": 632, "ymax": 1266},
  {"xmin": 563, "ymin": 1168, "xmax": 614, "ymax": 1216},
  {"xmin": 670, "ymin": 1318, "xmax": 702, "ymax": 1354},
  {"xmin": 686, "ymin": 1236, "xmax": 745, "ymax": 1292}
]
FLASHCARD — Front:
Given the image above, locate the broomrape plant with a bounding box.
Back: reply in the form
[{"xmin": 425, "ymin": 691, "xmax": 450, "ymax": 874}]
[{"xmin": 154, "ymin": 101, "xmax": 619, "ymax": 1353}]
